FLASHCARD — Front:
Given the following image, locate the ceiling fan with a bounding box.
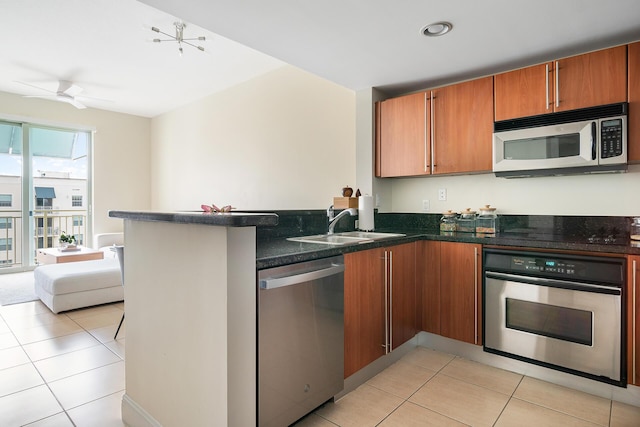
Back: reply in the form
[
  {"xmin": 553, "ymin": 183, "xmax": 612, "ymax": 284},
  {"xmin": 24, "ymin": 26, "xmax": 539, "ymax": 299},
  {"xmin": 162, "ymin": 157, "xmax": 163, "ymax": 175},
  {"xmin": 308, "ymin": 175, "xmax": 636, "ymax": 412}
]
[{"xmin": 17, "ymin": 80, "xmax": 101, "ymax": 109}]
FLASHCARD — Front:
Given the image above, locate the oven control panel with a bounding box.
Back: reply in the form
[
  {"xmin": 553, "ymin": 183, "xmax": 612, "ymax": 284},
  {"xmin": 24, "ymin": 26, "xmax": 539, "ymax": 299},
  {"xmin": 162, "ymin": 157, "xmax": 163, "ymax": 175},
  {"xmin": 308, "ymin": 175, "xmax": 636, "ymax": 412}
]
[
  {"xmin": 511, "ymin": 256, "xmax": 580, "ymax": 276},
  {"xmin": 483, "ymin": 249, "xmax": 625, "ymax": 286}
]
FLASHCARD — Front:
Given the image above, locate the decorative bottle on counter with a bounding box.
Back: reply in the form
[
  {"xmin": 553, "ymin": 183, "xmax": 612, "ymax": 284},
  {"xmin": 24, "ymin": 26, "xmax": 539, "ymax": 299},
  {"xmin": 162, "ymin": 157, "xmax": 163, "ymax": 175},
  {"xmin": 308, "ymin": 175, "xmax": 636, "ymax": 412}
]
[
  {"xmin": 476, "ymin": 205, "xmax": 498, "ymax": 235},
  {"xmin": 631, "ymin": 217, "xmax": 640, "ymax": 241},
  {"xmin": 456, "ymin": 208, "xmax": 476, "ymax": 233},
  {"xmin": 440, "ymin": 210, "xmax": 457, "ymax": 233}
]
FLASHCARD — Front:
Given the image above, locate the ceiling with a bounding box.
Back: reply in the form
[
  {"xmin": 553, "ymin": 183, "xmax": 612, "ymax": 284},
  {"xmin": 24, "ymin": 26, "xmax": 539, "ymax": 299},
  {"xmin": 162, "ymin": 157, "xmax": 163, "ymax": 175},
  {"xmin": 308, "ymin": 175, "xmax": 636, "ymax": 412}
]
[{"xmin": 2, "ymin": 1, "xmax": 640, "ymax": 118}]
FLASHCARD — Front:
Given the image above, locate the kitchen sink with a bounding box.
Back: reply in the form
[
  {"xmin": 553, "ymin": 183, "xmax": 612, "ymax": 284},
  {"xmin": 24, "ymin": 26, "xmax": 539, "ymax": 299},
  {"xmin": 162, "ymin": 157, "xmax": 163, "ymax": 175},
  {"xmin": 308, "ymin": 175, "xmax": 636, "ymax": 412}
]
[
  {"xmin": 287, "ymin": 231, "xmax": 406, "ymax": 246},
  {"xmin": 336, "ymin": 231, "xmax": 406, "ymax": 239}
]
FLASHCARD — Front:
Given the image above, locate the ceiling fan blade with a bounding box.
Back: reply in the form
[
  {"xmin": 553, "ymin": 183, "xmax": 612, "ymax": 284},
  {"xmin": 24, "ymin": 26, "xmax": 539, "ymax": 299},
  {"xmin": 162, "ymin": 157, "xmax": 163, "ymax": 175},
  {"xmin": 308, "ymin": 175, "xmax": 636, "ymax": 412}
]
[
  {"xmin": 14, "ymin": 81, "xmax": 56, "ymax": 94},
  {"xmin": 23, "ymin": 95, "xmax": 57, "ymax": 99},
  {"xmin": 60, "ymin": 96, "xmax": 87, "ymax": 109}
]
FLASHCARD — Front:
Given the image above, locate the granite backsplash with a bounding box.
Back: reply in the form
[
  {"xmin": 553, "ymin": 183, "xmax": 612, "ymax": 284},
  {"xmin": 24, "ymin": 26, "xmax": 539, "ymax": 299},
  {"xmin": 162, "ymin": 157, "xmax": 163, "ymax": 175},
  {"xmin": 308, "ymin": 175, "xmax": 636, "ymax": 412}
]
[{"xmin": 256, "ymin": 210, "xmax": 635, "ymax": 244}]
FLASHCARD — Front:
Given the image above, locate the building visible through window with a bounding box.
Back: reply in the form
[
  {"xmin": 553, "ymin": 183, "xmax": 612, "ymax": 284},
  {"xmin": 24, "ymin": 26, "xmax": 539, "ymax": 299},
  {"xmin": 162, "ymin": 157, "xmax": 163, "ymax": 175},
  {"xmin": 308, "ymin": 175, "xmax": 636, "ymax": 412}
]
[
  {"xmin": 0, "ymin": 218, "xmax": 12, "ymax": 229},
  {"xmin": 0, "ymin": 194, "xmax": 11, "ymax": 207},
  {"xmin": 0, "ymin": 238, "xmax": 12, "ymax": 251},
  {"xmin": 72, "ymin": 195, "xmax": 83, "ymax": 207}
]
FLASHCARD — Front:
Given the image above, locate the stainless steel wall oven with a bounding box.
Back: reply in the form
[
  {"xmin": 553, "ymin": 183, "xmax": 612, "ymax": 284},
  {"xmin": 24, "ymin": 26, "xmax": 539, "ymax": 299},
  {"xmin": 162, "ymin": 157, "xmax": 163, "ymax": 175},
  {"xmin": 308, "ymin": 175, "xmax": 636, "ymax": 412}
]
[{"xmin": 483, "ymin": 248, "xmax": 626, "ymax": 386}]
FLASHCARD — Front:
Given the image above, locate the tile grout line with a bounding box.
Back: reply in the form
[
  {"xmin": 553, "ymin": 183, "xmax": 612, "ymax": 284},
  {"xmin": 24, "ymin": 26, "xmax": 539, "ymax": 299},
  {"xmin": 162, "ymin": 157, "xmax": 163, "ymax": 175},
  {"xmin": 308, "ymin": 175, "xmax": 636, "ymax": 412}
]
[{"xmin": 0, "ymin": 302, "xmax": 125, "ymax": 426}]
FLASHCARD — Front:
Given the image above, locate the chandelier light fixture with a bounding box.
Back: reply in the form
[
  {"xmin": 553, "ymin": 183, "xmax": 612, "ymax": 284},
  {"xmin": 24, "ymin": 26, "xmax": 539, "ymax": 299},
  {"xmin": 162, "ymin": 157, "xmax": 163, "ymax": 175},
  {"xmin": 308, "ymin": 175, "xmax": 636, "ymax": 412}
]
[{"xmin": 151, "ymin": 21, "xmax": 206, "ymax": 56}]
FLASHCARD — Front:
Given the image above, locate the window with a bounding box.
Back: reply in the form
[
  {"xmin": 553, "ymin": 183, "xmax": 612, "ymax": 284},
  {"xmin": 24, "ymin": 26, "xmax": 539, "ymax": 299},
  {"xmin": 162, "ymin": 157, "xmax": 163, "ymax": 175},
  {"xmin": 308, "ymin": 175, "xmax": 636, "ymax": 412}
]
[
  {"xmin": 0, "ymin": 238, "xmax": 12, "ymax": 251},
  {"xmin": 74, "ymin": 234, "xmax": 84, "ymax": 245},
  {"xmin": 36, "ymin": 198, "xmax": 53, "ymax": 208},
  {"xmin": 0, "ymin": 218, "xmax": 12, "ymax": 229},
  {"xmin": 36, "ymin": 237, "xmax": 53, "ymax": 249},
  {"xmin": 0, "ymin": 259, "xmax": 13, "ymax": 265},
  {"xmin": 72, "ymin": 195, "xmax": 83, "ymax": 207},
  {"xmin": 73, "ymin": 216, "xmax": 83, "ymax": 226},
  {"xmin": 0, "ymin": 195, "xmax": 11, "ymax": 207}
]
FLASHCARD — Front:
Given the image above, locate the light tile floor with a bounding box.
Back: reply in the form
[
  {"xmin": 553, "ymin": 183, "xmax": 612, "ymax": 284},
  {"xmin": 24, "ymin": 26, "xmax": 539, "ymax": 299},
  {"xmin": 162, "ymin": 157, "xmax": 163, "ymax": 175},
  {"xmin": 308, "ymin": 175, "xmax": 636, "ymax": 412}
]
[
  {"xmin": 0, "ymin": 300, "xmax": 125, "ymax": 427},
  {"xmin": 299, "ymin": 348, "xmax": 640, "ymax": 427},
  {"xmin": 2, "ymin": 299, "xmax": 640, "ymax": 426}
]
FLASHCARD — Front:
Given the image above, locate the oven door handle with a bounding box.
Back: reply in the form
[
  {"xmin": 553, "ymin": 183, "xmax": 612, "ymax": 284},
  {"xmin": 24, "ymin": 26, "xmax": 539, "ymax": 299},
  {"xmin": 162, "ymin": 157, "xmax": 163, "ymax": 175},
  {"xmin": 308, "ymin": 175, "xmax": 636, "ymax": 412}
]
[{"xmin": 485, "ymin": 271, "xmax": 622, "ymax": 295}]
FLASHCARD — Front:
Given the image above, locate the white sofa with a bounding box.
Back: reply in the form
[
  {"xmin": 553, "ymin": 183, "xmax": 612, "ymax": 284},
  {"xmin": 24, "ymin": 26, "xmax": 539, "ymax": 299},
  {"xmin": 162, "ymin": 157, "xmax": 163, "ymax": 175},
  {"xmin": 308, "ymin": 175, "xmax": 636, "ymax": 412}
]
[{"xmin": 34, "ymin": 233, "xmax": 124, "ymax": 313}]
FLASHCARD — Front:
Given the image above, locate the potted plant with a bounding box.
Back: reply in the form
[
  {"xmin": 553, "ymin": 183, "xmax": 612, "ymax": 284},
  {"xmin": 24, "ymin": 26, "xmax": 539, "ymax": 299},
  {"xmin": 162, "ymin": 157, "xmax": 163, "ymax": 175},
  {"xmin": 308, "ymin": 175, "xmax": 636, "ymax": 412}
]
[{"xmin": 59, "ymin": 232, "xmax": 77, "ymax": 249}]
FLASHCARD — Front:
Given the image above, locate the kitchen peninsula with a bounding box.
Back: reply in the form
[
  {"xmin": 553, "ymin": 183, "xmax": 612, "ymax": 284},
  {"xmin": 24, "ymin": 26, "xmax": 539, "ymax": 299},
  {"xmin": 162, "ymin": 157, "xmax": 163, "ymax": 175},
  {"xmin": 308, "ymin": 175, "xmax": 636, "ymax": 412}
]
[{"xmin": 108, "ymin": 210, "xmax": 278, "ymax": 427}]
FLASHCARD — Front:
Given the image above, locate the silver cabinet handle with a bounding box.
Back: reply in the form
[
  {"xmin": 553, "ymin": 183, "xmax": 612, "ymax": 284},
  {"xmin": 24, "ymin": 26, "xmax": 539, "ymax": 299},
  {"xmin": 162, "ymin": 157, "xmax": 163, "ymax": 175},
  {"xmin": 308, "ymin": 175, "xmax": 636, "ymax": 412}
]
[
  {"xmin": 259, "ymin": 264, "xmax": 344, "ymax": 289},
  {"xmin": 474, "ymin": 247, "xmax": 478, "ymax": 345},
  {"xmin": 424, "ymin": 92, "xmax": 428, "ymax": 172},
  {"xmin": 545, "ymin": 63, "xmax": 550, "ymax": 110},
  {"xmin": 384, "ymin": 250, "xmax": 389, "ymax": 353},
  {"xmin": 555, "ymin": 60, "xmax": 560, "ymax": 108},
  {"xmin": 634, "ymin": 259, "xmax": 637, "ymax": 383},
  {"xmin": 389, "ymin": 250, "xmax": 394, "ymax": 352},
  {"xmin": 431, "ymin": 91, "xmax": 436, "ymax": 173}
]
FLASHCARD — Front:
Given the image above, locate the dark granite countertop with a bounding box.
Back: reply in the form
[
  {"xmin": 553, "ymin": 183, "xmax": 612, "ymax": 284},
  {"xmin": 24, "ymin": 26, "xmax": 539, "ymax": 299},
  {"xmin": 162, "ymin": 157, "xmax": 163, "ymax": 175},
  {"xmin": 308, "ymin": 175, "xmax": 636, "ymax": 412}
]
[
  {"xmin": 256, "ymin": 227, "xmax": 640, "ymax": 269},
  {"xmin": 109, "ymin": 210, "xmax": 279, "ymax": 227}
]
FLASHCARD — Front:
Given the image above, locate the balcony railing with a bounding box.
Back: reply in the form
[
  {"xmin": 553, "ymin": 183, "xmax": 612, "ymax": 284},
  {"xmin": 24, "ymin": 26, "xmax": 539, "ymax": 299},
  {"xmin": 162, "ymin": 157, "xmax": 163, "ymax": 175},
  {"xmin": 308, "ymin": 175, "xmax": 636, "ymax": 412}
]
[{"xmin": 0, "ymin": 209, "xmax": 87, "ymax": 268}]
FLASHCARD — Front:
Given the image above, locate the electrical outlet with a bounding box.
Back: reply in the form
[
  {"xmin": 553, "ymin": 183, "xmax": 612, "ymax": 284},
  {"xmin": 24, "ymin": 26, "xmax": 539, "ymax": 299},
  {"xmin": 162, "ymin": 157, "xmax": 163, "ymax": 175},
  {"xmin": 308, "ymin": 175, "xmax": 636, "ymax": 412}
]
[
  {"xmin": 438, "ymin": 188, "xmax": 447, "ymax": 201},
  {"xmin": 422, "ymin": 200, "xmax": 430, "ymax": 212}
]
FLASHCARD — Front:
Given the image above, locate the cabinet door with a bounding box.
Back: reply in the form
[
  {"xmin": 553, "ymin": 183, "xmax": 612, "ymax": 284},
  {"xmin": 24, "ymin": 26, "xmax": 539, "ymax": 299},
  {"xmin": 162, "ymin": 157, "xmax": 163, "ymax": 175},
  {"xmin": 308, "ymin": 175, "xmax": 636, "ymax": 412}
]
[
  {"xmin": 379, "ymin": 92, "xmax": 429, "ymax": 177},
  {"xmin": 418, "ymin": 241, "xmax": 440, "ymax": 334},
  {"xmin": 494, "ymin": 63, "xmax": 553, "ymax": 121},
  {"xmin": 555, "ymin": 45, "xmax": 627, "ymax": 112},
  {"xmin": 431, "ymin": 77, "xmax": 493, "ymax": 174},
  {"xmin": 628, "ymin": 255, "xmax": 640, "ymax": 385},
  {"xmin": 388, "ymin": 243, "xmax": 416, "ymax": 350},
  {"xmin": 344, "ymin": 248, "xmax": 385, "ymax": 378},
  {"xmin": 439, "ymin": 242, "xmax": 482, "ymax": 345},
  {"xmin": 629, "ymin": 42, "xmax": 640, "ymax": 163}
]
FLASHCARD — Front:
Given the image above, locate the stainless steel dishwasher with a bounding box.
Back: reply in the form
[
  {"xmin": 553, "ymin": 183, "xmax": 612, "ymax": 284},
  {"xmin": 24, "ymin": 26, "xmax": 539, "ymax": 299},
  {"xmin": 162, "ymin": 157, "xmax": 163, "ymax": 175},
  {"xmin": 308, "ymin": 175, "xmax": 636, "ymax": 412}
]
[{"xmin": 258, "ymin": 255, "xmax": 344, "ymax": 427}]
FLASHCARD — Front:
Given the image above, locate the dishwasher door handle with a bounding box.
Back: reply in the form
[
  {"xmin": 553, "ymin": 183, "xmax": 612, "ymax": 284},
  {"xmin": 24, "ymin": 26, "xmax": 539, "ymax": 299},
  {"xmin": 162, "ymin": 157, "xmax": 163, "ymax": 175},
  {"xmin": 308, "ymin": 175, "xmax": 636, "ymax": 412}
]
[{"xmin": 260, "ymin": 264, "xmax": 345, "ymax": 290}]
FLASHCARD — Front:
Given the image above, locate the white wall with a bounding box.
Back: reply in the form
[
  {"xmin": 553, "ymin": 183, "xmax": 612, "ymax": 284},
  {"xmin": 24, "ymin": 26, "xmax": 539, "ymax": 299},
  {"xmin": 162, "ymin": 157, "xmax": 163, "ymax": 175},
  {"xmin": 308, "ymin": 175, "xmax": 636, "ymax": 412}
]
[
  {"xmin": 388, "ymin": 165, "xmax": 640, "ymax": 216},
  {"xmin": 150, "ymin": 65, "xmax": 356, "ymax": 211},
  {"xmin": 0, "ymin": 91, "xmax": 151, "ymax": 235}
]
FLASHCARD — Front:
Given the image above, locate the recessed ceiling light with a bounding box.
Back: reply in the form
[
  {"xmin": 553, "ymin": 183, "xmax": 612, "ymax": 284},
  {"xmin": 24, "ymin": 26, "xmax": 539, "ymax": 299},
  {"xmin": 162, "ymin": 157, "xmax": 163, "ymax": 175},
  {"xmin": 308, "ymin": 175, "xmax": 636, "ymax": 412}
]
[{"xmin": 421, "ymin": 21, "xmax": 452, "ymax": 37}]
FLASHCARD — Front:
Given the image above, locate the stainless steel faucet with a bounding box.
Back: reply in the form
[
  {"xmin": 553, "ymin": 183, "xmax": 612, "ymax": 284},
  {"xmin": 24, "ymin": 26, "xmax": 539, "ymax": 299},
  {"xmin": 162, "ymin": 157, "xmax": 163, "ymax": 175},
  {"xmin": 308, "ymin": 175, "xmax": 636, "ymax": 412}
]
[{"xmin": 327, "ymin": 205, "xmax": 358, "ymax": 234}]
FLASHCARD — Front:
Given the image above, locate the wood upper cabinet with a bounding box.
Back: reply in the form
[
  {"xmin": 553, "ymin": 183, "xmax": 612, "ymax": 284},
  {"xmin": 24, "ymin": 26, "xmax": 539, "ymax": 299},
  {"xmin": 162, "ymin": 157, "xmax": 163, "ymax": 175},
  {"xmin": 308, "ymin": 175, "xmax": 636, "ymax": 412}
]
[
  {"xmin": 431, "ymin": 76, "xmax": 494, "ymax": 174},
  {"xmin": 627, "ymin": 255, "xmax": 640, "ymax": 385},
  {"xmin": 343, "ymin": 242, "xmax": 416, "ymax": 378},
  {"xmin": 377, "ymin": 92, "xmax": 429, "ymax": 177},
  {"xmin": 418, "ymin": 241, "xmax": 482, "ymax": 345},
  {"xmin": 495, "ymin": 45, "xmax": 627, "ymax": 121},
  {"xmin": 629, "ymin": 42, "xmax": 640, "ymax": 163},
  {"xmin": 344, "ymin": 247, "xmax": 385, "ymax": 378}
]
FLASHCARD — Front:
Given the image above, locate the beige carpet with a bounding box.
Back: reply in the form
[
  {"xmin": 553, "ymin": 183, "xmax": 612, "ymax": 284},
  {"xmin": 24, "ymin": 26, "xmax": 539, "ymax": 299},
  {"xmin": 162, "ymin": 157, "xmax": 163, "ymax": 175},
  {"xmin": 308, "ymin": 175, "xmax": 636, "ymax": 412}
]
[{"xmin": 0, "ymin": 271, "xmax": 38, "ymax": 306}]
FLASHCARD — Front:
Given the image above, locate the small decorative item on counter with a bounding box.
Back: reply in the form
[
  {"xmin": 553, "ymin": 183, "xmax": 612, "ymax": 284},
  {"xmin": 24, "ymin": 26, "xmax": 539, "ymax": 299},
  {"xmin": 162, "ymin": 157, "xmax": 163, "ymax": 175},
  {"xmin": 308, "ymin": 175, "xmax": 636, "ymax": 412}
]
[
  {"xmin": 440, "ymin": 210, "xmax": 457, "ymax": 232},
  {"xmin": 631, "ymin": 217, "xmax": 640, "ymax": 241},
  {"xmin": 456, "ymin": 208, "xmax": 477, "ymax": 232},
  {"xmin": 59, "ymin": 232, "xmax": 78, "ymax": 251},
  {"xmin": 201, "ymin": 204, "xmax": 235, "ymax": 213},
  {"xmin": 355, "ymin": 188, "xmax": 361, "ymax": 197},
  {"xmin": 342, "ymin": 186, "xmax": 353, "ymax": 197},
  {"xmin": 476, "ymin": 205, "xmax": 498, "ymax": 234}
]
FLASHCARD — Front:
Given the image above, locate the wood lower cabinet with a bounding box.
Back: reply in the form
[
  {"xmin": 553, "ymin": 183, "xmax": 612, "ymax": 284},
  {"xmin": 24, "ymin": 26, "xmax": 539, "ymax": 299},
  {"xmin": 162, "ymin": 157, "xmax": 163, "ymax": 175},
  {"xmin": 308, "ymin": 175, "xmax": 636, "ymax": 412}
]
[
  {"xmin": 629, "ymin": 42, "xmax": 640, "ymax": 163},
  {"xmin": 344, "ymin": 243, "xmax": 416, "ymax": 378},
  {"xmin": 627, "ymin": 255, "xmax": 640, "ymax": 385},
  {"xmin": 419, "ymin": 241, "xmax": 482, "ymax": 345},
  {"xmin": 495, "ymin": 45, "xmax": 627, "ymax": 121}
]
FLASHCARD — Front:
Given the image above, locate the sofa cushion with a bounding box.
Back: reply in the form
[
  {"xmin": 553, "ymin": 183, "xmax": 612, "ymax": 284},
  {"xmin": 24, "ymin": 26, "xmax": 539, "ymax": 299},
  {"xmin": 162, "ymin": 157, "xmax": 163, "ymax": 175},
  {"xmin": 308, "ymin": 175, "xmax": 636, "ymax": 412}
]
[{"xmin": 34, "ymin": 258, "xmax": 121, "ymax": 296}]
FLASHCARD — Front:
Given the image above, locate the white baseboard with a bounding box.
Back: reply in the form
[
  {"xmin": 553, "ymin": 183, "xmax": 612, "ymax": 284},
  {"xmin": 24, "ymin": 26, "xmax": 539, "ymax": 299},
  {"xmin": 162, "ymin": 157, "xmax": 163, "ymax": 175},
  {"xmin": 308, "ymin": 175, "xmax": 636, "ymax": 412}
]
[{"xmin": 121, "ymin": 394, "xmax": 162, "ymax": 427}]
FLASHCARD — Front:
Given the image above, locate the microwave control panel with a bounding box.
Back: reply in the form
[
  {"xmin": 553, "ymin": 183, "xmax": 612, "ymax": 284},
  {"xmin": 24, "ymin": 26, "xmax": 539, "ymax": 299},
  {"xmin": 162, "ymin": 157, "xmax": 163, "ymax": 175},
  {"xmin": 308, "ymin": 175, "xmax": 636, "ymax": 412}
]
[{"xmin": 600, "ymin": 118, "xmax": 623, "ymax": 158}]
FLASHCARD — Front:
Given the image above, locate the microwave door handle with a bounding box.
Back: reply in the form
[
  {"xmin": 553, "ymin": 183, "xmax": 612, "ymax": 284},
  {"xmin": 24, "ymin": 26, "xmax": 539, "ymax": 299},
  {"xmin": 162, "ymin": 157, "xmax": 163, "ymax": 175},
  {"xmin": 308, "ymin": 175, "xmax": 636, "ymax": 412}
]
[{"xmin": 591, "ymin": 122, "xmax": 597, "ymax": 161}]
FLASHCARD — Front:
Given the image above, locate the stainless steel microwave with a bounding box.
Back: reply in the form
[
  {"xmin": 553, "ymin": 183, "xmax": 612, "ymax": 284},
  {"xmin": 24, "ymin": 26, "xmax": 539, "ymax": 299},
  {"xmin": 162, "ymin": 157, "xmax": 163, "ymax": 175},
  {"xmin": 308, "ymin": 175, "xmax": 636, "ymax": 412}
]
[{"xmin": 493, "ymin": 103, "xmax": 627, "ymax": 177}]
